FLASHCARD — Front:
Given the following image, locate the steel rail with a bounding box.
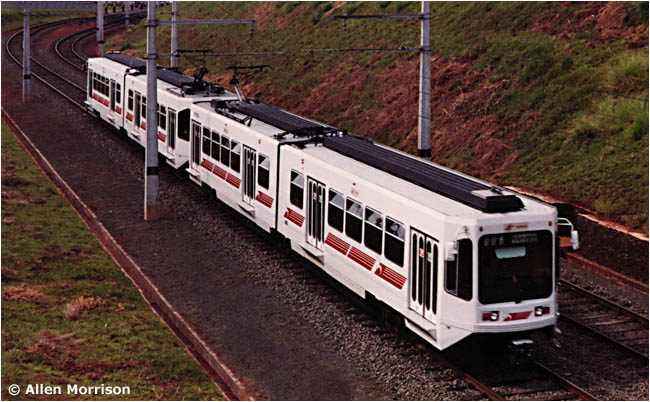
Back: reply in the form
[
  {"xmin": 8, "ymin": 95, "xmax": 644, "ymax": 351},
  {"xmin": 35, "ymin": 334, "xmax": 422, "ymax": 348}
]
[
  {"xmin": 4, "ymin": 18, "xmax": 240, "ymax": 400},
  {"xmin": 8, "ymin": 17, "xmax": 634, "ymax": 402},
  {"xmin": 6, "ymin": 20, "xmax": 88, "ymax": 111},
  {"xmin": 54, "ymin": 23, "xmax": 119, "ymax": 71},
  {"xmin": 558, "ymin": 279, "xmax": 648, "ymax": 360}
]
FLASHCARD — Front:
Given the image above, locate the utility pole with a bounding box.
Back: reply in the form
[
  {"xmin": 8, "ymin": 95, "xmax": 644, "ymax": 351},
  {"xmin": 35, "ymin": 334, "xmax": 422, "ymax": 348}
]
[
  {"xmin": 96, "ymin": 1, "xmax": 104, "ymax": 56},
  {"xmin": 170, "ymin": 1, "xmax": 178, "ymax": 68},
  {"xmin": 22, "ymin": 7, "xmax": 30, "ymax": 103},
  {"xmin": 418, "ymin": 1, "xmax": 431, "ymax": 159},
  {"xmin": 327, "ymin": 1, "xmax": 432, "ymax": 159},
  {"xmin": 125, "ymin": 1, "xmax": 130, "ymax": 27},
  {"xmin": 144, "ymin": 1, "xmax": 159, "ymax": 221}
]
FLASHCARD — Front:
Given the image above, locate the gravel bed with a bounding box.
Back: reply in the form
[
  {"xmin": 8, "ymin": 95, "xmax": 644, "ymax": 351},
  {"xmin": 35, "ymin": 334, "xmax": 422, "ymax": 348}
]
[{"xmin": 4, "ymin": 21, "xmax": 648, "ymax": 400}]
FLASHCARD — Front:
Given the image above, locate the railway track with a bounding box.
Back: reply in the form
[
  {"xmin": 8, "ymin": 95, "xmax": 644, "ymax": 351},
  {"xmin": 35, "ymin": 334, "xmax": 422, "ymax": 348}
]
[
  {"xmin": 55, "ymin": 14, "xmax": 145, "ymax": 72},
  {"xmin": 558, "ymin": 279, "xmax": 649, "ymax": 359},
  {"xmin": 5, "ymin": 15, "xmax": 648, "ymax": 401}
]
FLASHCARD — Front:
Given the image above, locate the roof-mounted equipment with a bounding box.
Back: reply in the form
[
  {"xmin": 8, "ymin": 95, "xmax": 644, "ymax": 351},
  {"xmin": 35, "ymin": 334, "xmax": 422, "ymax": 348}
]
[{"xmin": 322, "ymin": 135, "xmax": 524, "ymax": 213}]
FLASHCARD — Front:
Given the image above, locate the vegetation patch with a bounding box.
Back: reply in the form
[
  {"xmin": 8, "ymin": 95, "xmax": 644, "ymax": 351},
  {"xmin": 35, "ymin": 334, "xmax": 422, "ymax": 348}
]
[
  {"xmin": 1, "ymin": 123, "xmax": 222, "ymax": 400},
  {"xmin": 106, "ymin": 2, "xmax": 648, "ymax": 234}
]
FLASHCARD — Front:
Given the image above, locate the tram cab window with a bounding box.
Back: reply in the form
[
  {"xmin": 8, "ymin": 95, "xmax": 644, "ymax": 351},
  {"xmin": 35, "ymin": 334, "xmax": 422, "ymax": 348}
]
[
  {"xmin": 202, "ymin": 127, "xmax": 211, "ymax": 155},
  {"xmin": 258, "ymin": 154, "xmax": 270, "ymax": 189},
  {"xmin": 178, "ymin": 109, "xmax": 190, "ymax": 141},
  {"xmin": 289, "ymin": 171, "xmax": 304, "ymax": 209},
  {"xmin": 445, "ymin": 239, "xmax": 473, "ymax": 301},
  {"xmin": 384, "ymin": 217, "xmax": 405, "ymax": 266},
  {"xmin": 327, "ymin": 189, "xmax": 344, "ymax": 232},
  {"xmin": 230, "ymin": 140, "xmax": 241, "ymax": 173},
  {"xmin": 128, "ymin": 90, "xmax": 134, "ymax": 111},
  {"xmin": 345, "ymin": 199, "xmax": 363, "ymax": 243},
  {"xmin": 364, "ymin": 207, "xmax": 383, "ymax": 254}
]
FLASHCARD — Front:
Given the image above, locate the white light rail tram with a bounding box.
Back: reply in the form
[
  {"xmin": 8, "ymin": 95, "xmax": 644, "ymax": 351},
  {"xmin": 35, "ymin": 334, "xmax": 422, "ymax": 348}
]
[{"xmin": 86, "ymin": 53, "xmax": 579, "ymax": 350}]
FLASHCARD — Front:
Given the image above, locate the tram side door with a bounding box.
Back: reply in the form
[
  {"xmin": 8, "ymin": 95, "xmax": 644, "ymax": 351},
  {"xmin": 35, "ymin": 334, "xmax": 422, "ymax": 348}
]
[
  {"xmin": 409, "ymin": 230, "xmax": 439, "ymax": 322},
  {"xmin": 242, "ymin": 146, "xmax": 256, "ymax": 205},
  {"xmin": 306, "ymin": 178, "xmax": 325, "ymax": 249},
  {"xmin": 191, "ymin": 120, "xmax": 201, "ymax": 169}
]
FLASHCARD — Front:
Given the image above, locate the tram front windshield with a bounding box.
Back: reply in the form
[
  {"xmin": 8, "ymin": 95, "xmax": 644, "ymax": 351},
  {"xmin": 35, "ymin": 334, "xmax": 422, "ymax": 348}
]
[{"xmin": 478, "ymin": 230, "xmax": 553, "ymax": 304}]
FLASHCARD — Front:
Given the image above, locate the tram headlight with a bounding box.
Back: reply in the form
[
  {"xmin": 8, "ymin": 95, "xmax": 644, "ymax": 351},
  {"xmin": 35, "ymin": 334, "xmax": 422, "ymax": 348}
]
[
  {"xmin": 535, "ymin": 306, "xmax": 550, "ymax": 316},
  {"xmin": 482, "ymin": 311, "xmax": 499, "ymax": 321}
]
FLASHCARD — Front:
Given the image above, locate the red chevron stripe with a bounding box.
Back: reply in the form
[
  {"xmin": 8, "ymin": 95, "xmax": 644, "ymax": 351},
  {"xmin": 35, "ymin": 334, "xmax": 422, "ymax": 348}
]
[
  {"xmin": 375, "ymin": 263, "xmax": 406, "ymax": 289},
  {"xmin": 503, "ymin": 311, "xmax": 532, "ymax": 322},
  {"xmin": 126, "ymin": 112, "xmax": 133, "ymax": 122},
  {"xmin": 211, "ymin": 164, "xmax": 226, "ymax": 179},
  {"xmin": 255, "ymin": 191, "xmax": 274, "ymax": 208},
  {"xmin": 200, "ymin": 159, "xmax": 215, "ymax": 172},
  {"xmin": 284, "ymin": 208, "xmax": 304, "ymax": 227},
  {"xmin": 325, "ymin": 233, "xmax": 350, "ymax": 255},
  {"xmin": 115, "ymin": 105, "xmax": 122, "ymax": 114},
  {"xmin": 348, "ymin": 247, "xmax": 375, "ymax": 271},
  {"xmin": 158, "ymin": 131, "xmax": 167, "ymax": 142},
  {"xmin": 140, "ymin": 121, "xmax": 146, "ymax": 130},
  {"xmin": 226, "ymin": 174, "xmax": 241, "ymax": 189}
]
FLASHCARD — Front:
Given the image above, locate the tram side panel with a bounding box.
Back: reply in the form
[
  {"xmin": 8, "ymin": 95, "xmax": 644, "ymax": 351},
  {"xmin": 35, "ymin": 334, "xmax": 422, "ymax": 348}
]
[
  {"xmin": 189, "ymin": 105, "xmax": 279, "ymax": 233},
  {"xmin": 86, "ymin": 58, "xmax": 127, "ymax": 130}
]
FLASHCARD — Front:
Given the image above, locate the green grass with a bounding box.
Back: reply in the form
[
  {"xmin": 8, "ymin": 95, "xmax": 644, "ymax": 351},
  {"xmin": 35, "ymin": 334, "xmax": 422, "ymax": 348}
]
[
  {"xmin": 105, "ymin": 2, "xmax": 648, "ymax": 233},
  {"xmin": 1, "ymin": 123, "xmax": 223, "ymax": 400},
  {"xmin": 1, "ymin": 10, "xmax": 94, "ymax": 33}
]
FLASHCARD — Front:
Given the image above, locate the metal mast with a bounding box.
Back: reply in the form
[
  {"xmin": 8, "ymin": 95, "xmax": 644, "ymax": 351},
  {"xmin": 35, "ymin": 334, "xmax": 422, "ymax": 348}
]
[
  {"xmin": 22, "ymin": 7, "xmax": 31, "ymax": 102},
  {"xmin": 96, "ymin": 1, "xmax": 104, "ymax": 56},
  {"xmin": 125, "ymin": 1, "xmax": 130, "ymax": 27},
  {"xmin": 144, "ymin": 1, "xmax": 159, "ymax": 220},
  {"xmin": 170, "ymin": 1, "xmax": 178, "ymax": 68},
  {"xmin": 418, "ymin": 1, "xmax": 431, "ymax": 159}
]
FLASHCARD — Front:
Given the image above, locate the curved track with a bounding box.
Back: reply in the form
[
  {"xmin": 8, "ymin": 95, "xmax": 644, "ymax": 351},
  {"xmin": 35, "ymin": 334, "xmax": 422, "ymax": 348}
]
[
  {"xmin": 5, "ymin": 15, "xmax": 648, "ymax": 401},
  {"xmin": 558, "ymin": 279, "xmax": 648, "ymax": 359}
]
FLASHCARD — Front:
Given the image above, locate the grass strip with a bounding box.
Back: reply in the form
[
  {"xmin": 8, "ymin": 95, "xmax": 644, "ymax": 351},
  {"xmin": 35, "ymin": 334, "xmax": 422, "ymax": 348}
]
[{"xmin": 1, "ymin": 121, "xmax": 223, "ymax": 401}]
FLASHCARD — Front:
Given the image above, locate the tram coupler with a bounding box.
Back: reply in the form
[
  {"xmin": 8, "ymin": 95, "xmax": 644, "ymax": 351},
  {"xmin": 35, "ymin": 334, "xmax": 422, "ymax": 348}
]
[{"xmin": 508, "ymin": 338, "xmax": 534, "ymax": 356}]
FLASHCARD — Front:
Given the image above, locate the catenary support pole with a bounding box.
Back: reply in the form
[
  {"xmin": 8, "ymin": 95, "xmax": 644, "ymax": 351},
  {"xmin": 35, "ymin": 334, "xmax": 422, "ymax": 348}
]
[
  {"xmin": 22, "ymin": 7, "xmax": 31, "ymax": 103},
  {"xmin": 125, "ymin": 1, "xmax": 130, "ymax": 27},
  {"xmin": 96, "ymin": 1, "xmax": 104, "ymax": 56},
  {"xmin": 170, "ymin": 1, "xmax": 178, "ymax": 68},
  {"xmin": 417, "ymin": 1, "xmax": 431, "ymax": 159},
  {"xmin": 144, "ymin": 1, "xmax": 159, "ymax": 221}
]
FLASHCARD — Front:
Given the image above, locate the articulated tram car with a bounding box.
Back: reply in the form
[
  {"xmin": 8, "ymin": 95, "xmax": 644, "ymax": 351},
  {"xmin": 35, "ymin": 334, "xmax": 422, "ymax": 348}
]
[
  {"xmin": 86, "ymin": 53, "xmax": 575, "ymax": 350},
  {"xmin": 87, "ymin": 53, "xmax": 229, "ymax": 169}
]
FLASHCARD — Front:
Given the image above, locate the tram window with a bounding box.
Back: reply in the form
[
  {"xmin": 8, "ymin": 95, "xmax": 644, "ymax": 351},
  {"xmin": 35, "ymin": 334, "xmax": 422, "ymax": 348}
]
[
  {"xmin": 211, "ymin": 131, "xmax": 220, "ymax": 161},
  {"xmin": 115, "ymin": 83, "xmax": 121, "ymax": 105},
  {"xmin": 384, "ymin": 217, "xmax": 404, "ymax": 266},
  {"xmin": 230, "ymin": 140, "xmax": 241, "ymax": 173},
  {"xmin": 178, "ymin": 109, "xmax": 190, "ymax": 141},
  {"xmin": 128, "ymin": 90, "xmax": 134, "ymax": 111},
  {"xmin": 289, "ymin": 170, "xmax": 304, "ymax": 209},
  {"xmin": 202, "ymin": 127, "xmax": 211, "ymax": 155},
  {"xmin": 141, "ymin": 96, "xmax": 146, "ymax": 119},
  {"xmin": 327, "ymin": 189, "xmax": 344, "ymax": 232},
  {"xmin": 445, "ymin": 239, "xmax": 472, "ymax": 301},
  {"xmin": 220, "ymin": 136, "xmax": 230, "ymax": 167},
  {"xmin": 158, "ymin": 105, "xmax": 167, "ymax": 129},
  {"xmin": 258, "ymin": 154, "xmax": 270, "ymax": 189},
  {"xmin": 345, "ymin": 198, "xmax": 363, "ymax": 243},
  {"xmin": 364, "ymin": 207, "xmax": 383, "ymax": 254}
]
